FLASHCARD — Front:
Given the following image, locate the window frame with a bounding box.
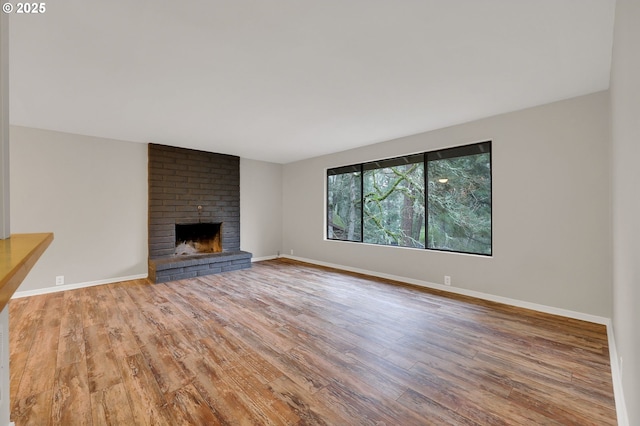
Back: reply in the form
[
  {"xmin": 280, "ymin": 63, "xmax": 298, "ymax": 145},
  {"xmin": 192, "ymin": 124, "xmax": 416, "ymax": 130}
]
[{"xmin": 326, "ymin": 141, "xmax": 492, "ymax": 256}]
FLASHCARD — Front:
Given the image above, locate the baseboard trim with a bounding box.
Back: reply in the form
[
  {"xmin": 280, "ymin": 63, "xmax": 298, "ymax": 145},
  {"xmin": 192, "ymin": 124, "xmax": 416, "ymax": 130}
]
[
  {"xmin": 280, "ymin": 255, "xmax": 609, "ymax": 325},
  {"xmin": 11, "ymin": 273, "xmax": 148, "ymax": 299},
  {"xmin": 251, "ymin": 255, "xmax": 278, "ymax": 262},
  {"xmin": 606, "ymin": 323, "xmax": 629, "ymax": 426}
]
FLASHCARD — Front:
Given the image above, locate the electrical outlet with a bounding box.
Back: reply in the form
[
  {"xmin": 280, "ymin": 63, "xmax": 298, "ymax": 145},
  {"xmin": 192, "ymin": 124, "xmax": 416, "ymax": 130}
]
[
  {"xmin": 290, "ymin": 249, "xmax": 294, "ymax": 255},
  {"xmin": 55, "ymin": 276, "xmax": 64, "ymax": 286},
  {"xmin": 444, "ymin": 275, "xmax": 451, "ymax": 286}
]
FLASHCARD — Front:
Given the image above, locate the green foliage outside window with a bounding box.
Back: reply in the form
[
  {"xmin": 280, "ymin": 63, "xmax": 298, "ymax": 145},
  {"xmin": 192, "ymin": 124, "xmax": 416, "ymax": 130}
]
[
  {"xmin": 363, "ymin": 162, "xmax": 425, "ymax": 248},
  {"xmin": 327, "ymin": 170, "xmax": 361, "ymax": 242},
  {"xmin": 427, "ymin": 153, "xmax": 491, "ymax": 255},
  {"xmin": 327, "ymin": 142, "xmax": 491, "ymax": 255}
]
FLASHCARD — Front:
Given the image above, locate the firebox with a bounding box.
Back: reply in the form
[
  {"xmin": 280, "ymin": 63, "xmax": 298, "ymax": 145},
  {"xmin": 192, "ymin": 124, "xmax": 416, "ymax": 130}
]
[{"xmin": 175, "ymin": 223, "xmax": 222, "ymax": 255}]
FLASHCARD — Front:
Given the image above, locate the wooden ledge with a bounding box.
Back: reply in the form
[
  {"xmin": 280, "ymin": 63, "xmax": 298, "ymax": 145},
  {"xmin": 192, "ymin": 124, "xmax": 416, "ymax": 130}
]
[{"xmin": 0, "ymin": 233, "xmax": 53, "ymax": 310}]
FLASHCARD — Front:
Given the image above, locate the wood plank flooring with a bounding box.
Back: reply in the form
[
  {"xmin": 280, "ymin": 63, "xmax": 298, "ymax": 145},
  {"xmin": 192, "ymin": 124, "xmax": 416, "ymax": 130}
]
[{"xmin": 9, "ymin": 258, "xmax": 617, "ymax": 425}]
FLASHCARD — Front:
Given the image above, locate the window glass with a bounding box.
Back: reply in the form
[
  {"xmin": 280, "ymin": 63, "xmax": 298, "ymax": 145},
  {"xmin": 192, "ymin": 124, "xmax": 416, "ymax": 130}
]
[
  {"xmin": 327, "ymin": 167, "xmax": 362, "ymax": 242},
  {"xmin": 363, "ymin": 160, "xmax": 425, "ymax": 248},
  {"xmin": 427, "ymin": 145, "xmax": 491, "ymax": 255}
]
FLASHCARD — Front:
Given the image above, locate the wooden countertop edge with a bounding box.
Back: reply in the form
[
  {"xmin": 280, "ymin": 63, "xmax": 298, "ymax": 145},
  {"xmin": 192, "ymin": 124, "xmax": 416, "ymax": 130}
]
[{"xmin": 0, "ymin": 233, "xmax": 54, "ymax": 311}]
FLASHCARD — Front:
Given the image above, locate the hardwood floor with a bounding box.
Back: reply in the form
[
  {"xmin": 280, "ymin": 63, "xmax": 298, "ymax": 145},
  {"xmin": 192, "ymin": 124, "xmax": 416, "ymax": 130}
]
[{"xmin": 9, "ymin": 258, "xmax": 617, "ymax": 425}]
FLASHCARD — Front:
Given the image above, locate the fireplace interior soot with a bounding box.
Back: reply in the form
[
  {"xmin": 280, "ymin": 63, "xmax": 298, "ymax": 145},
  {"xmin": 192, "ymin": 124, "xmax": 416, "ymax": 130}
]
[{"xmin": 175, "ymin": 223, "xmax": 222, "ymax": 256}]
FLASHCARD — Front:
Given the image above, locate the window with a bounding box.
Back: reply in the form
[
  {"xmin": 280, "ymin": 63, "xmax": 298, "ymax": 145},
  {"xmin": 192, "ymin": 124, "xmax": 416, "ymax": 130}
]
[
  {"xmin": 363, "ymin": 154, "xmax": 425, "ymax": 248},
  {"xmin": 327, "ymin": 165, "xmax": 362, "ymax": 242},
  {"xmin": 327, "ymin": 141, "xmax": 492, "ymax": 255},
  {"xmin": 427, "ymin": 143, "xmax": 492, "ymax": 255}
]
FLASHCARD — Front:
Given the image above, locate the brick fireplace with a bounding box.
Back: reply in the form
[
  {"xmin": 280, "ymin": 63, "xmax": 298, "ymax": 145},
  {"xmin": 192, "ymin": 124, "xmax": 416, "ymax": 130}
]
[{"xmin": 147, "ymin": 144, "xmax": 251, "ymax": 283}]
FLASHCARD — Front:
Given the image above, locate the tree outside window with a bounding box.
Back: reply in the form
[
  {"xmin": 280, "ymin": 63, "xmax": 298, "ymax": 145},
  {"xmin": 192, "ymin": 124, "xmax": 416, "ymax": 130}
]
[
  {"xmin": 327, "ymin": 142, "xmax": 491, "ymax": 256},
  {"xmin": 327, "ymin": 166, "xmax": 361, "ymax": 242},
  {"xmin": 427, "ymin": 147, "xmax": 491, "ymax": 255},
  {"xmin": 363, "ymin": 156, "xmax": 425, "ymax": 248}
]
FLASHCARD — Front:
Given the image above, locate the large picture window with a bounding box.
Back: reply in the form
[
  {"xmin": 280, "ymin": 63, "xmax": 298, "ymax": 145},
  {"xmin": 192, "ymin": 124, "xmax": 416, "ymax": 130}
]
[{"xmin": 327, "ymin": 141, "xmax": 492, "ymax": 255}]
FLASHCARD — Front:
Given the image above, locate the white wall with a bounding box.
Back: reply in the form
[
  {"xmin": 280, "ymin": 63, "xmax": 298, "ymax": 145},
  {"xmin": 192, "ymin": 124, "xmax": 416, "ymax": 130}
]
[
  {"xmin": 10, "ymin": 126, "xmax": 148, "ymax": 292},
  {"xmin": 283, "ymin": 92, "xmax": 611, "ymax": 317},
  {"xmin": 0, "ymin": 11, "xmax": 10, "ymax": 426},
  {"xmin": 9, "ymin": 127, "xmax": 285, "ymax": 293},
  {"xmin": 240, "ymin": 158, "xmax": 282, "ymax": 259},
  {"xmin": 610, "ymin": 0, "xmax": 640, "ymax": 423},
  {"xmin": 1, "ymin": 11, "xmax": 9, "ymax": 239}
]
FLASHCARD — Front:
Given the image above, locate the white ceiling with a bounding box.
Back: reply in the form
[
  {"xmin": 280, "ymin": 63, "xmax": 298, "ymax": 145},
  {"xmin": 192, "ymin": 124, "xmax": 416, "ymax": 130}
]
[{"xmin": 9, "ymin": 0, "xmax": 616, "ymax": 164}]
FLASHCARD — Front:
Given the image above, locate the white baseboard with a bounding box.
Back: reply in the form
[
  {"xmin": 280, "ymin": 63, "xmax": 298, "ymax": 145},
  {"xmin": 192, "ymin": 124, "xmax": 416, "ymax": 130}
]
[
  {"xmin": 11, "ymin": 273, "xmax": 148, "ymax": 299},
  {"xmin": 11, "ymin": 256, "xmax": 277, "ymax": 298},
  {"xmin": 251, "ymin": 255, "xmax": 278, "ymax": 262},
  {"xmin": 281, "ymin": 255, "xmax": 609, "ymax": 324},
  {"xmin": 606, "ymin": 324, "xmax": 629, "ymax": 426}
]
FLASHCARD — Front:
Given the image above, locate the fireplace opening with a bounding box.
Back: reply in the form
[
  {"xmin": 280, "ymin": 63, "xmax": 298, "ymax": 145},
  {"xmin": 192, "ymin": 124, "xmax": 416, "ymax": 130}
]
[{"xmin": 175, "ymin": 223, "xmax": 222, "ymax": 256}]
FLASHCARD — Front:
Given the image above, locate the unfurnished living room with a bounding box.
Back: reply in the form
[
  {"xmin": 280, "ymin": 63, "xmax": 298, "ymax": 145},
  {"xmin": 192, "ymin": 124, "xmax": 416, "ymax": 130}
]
[{"xmin": 0, "ymin": 0, "xmax": 638, "ymax": 425}]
